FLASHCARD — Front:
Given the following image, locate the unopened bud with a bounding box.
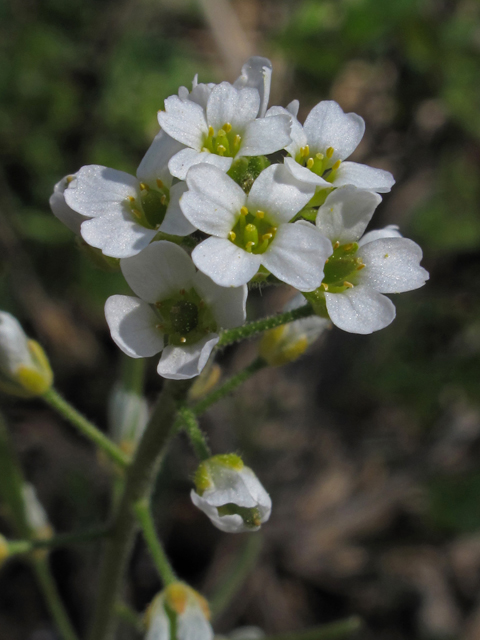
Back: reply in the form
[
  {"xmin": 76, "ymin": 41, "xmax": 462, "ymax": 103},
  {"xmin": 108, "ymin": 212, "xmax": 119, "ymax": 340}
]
[
  {"xmin": 22, "ymin": 484, "xmax": 53, "ymax": 543},
  {"xmin": 108, "ymin": 383, "xmax": 148, "ymax": 456},
  {"xmin": 0, "ymin": 312, "xmax": 53, "ymax": 397},
  {"xmin": 0, "ymin": 534, "xmax": 9, "ymax": 569}
]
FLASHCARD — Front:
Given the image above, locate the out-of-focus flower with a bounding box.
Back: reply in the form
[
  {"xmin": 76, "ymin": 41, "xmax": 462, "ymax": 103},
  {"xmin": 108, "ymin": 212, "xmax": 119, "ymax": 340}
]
[
  {"xmin": 191, "ymin": 454, "xmax": 271, "ymax": 533},
  {"xmin": 0, "ymin": 312, "xmax": 53, "ymax": 397},
  {"xmin": 145, "ymin": 583, "xmax": 213, "ymax": 640},
  {"xmin": 22, "ymin": 483, "xmax": 53, "ymax": 542},
  {"xmin": 108, "ymin": 384, "xmax": 148, "ymax": 456},
  {"xmin": 105, "ymin": 241, "xmax": 247, "ymax": 380},
  {"xmin": 0, "ymin": 534, "xmax": 9, "ymax": 569}
]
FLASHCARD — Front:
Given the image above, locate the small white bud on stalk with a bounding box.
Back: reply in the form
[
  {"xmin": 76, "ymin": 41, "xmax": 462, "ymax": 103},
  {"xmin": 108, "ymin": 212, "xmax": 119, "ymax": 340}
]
[{"xmin": 108, "ymin": 384, "xmax": 148, "ymax": 457}]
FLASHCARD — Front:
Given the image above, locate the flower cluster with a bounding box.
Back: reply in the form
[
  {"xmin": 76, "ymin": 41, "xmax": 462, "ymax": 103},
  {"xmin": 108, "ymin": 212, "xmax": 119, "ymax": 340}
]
[{"xmin": 51, "ymin": 56, "xmax": 428, "ymax": 380}]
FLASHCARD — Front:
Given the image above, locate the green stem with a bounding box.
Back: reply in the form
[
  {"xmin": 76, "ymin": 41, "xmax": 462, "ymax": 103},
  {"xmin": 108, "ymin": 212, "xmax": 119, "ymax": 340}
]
[
  {"xmin": 134, "ymin": 498, "xmax": 177, "ymax": 586},
  {"xmin": 7, "ymin": 526, "xmax": 110, "ymax": 556},
  {"xmin": 177, "ymin": 406, "xmax": 211, "ymax": 460},
  {"xmin": 264, "ymin": 617, "xmax": 362, "ymax": 640},
  {"xmin": 193, "ymin": 357, "xmax": 267, "ymax": 416},
  {"xmin": 42, "ymin": 387, "xmax": 130, "ymax": 468},
  {"xmin": 115, "ymin": 602, "xmax": 144, "ymax": 633},
  {"xmin": 218, "ymin": 304, "xmax": 313, "ymax": 347},
  {"xmin": 87, "ymin": 379, "xmax": 192, "ymax": 640},
  {"xmin": 121, "ymin": 355, "xmax": 145, "ymax": 396},
  {"xmin": 209, "ymin": 534, "xmax": 263, "ymax": 619}
]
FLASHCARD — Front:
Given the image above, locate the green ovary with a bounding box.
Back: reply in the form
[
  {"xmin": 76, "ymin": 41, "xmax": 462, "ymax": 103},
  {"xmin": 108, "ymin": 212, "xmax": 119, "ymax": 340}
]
[
  {"xmin": 156, "ymin": 288, "xmax": 217, "ymax": 347},
  {"xmin": 322, "ymin": 242, "xmax": 364, "ymax": 293},
  {"xmin": 229, "ymin": 207, "xmax": 277, "ymax": 254},
  {"xmin": 216, "ymin": 503, "xmax": 262, "ymax": 528}
]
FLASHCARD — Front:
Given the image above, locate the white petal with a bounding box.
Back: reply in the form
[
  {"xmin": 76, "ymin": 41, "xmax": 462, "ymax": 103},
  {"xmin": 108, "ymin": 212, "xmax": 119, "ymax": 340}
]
[
  {"xmin": 157, "ymin": 334, "xmax": 219, "ymax": 380},
  {"xmin": 283, "ymin": 157, "xmax": 331, "ymax": 187},
  {"xmin": 193, "ymin": 271, "xmax": 247, "ymax": 329},
  {"xmin": 247, "ymin": 164, "xmax": 315, "ymax": 224},
  {"xmin": 105, "ymin": 295, "xmax": 164, "ymax": 357},
  {"xmin": 206, "ymin": 82, "xmax": 259, "ymax": 133},
  {"xmin": 136, "ymin": 130, "xmax": 184, "ymax": 187},
  {"xmin": 357, "ymin": 238, "xmax": 429, "ymax": 293},
  {"xmin": 177, "ymin": 606, "xmax": 214, "ymax": 640},
  {"xmin": 316, "ymin": 186, "xmax": 382, "ymax": 244},
  {"xmin": 188, "ymin": 78, "xmax": 215, "ymax": 109},
  {"xmin": 303, "ymin": 100, "xmax": 365, "ymax": 161},
  {"xmin": 266, "ymin": 106, "xmax": 306, "ymax": 156},
  {"xmin": 168, "ymin": 148, "xmax": 232, "ymax": 181},
  {"xmin": 192, "ymin": 237, "xmax": 261, "ymax": 287},
  {"xmin": 0, "ymin": 312, "xmax": 33, "ymax": 375},
  {"xmin": 64, "ymin": 165, "xmax": 139, "ymax": 218},
  {"xmin": 333, "ymin": 161, "xmax": 395, "ymax": 193},
  {"xmin": 80, "ymin": 212, "xmax": 157, "ymax": 258},
  {"xmin": 49, "ymin": 176, "xmax": 88, "ymax": 235},
  {"xmin": 238, "ymin": 114, "xmax": 292, "ymax": 157},
  {"xmin": 181, "ymin": 164, "xmax": 245, "ymax": 236},
  {"xmin": 287, "ymin": 99, "xmax": 300, "ymax": 117},
  {"xmin": 191, "ymin": 491, "xmax": 249, "ymax": 533},
  {"xmin": 358, "ymin": 224, "xmax": 401, "ymax": 247},
  {"xmin": 120, "ymin": 241, "xmax": 195, "ymax": 303},
  {"xmin": 145, "ymin": 598, "xmax": 170, "ymax": 640},
  {"xmin": 158, "ymin": 95, "xmax": 208, "ymax": 150},
  {"xmin": 159, "ymin": 182, "xmax": 196, "ymax": 236},
  {"xmin": 233, "ymin": 56, "xmax": 272, "ymax": 117},
  {"xmin": 262, "ymin": 222, "xmax": 330, "ymax": 292},
  {"xmin": 325, "ymin": 286, "xmax": 396, "ymax": 334}
]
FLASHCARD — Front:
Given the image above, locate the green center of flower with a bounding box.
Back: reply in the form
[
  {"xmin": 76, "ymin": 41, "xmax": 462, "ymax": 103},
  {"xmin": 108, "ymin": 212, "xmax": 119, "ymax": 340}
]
[
  {"xmin": 229, "ymin": 206, "xmax": 277, "ymax": 254},
  {"xmin": 216, "ymin": 503, "xmax": 262, "ymax": 528},
  {"xmin": 202, "ymin": 122, "xmax": 242, "ymax": 157},
  {"xmin": 125, "ymin": 180, "xmax": 170, "ymax": 229},
  {"xmin": 321, "ymin": 241, "xmax": 365, "ymax": 293},
  {"xmin": 155, "ymin": 288, "xmax": 217, "ymax": 346},
  {"xmin": 294, "ymin": 145, "xmax": 341, "ymax": 184}
]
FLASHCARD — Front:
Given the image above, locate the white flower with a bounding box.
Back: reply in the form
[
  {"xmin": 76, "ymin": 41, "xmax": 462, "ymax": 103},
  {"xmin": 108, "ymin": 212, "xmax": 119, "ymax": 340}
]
[
  {"xmin": 0, "ymin": 311, "xmax": 53, "ymax": 396},
  {"xmin": 22, "ymin": 484, "xmax": 53, "ymax": 540},
  {"xmin": 108, "ymin": 384, "xmax": 148, "ymax": 456},
  {"xmin": 63, "ymin": 131, "xmax": 194, "ymax": 259},
  {"xmin": 145, "ymin": 583, "xmax": 213, "ymax": 640},
  {"xmin": 158, "ymin": 69, "xmax": 290, "ymax": 180},
  {"xmin": 180, "ymin": 163, "xmax": 331, "ymax": 290},
  {"xmin": 268, "ymin": 100, "xmax": 395, "ymax": 193},
  {"xmin": 259, "ymin": 294, "xmax": 330, "ymax": 366},
  {"xmin": 49, "ymin": 174, "xmax": 88, "ymax": 235},
  {"xmin": 105, "ymin": 241, "xmax": 247, "ymax": 380},
  {"xmin": 313, "ymin": 186, "xmax": 429, "ymax": 334},
  {"xmin": 191, "ymin": 454, "xmax": 272, "ymax": 533}
]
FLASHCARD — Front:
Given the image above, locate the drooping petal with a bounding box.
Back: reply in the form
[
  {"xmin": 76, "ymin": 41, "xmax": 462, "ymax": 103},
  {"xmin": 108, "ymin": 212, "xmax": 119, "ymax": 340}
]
[
  {"xmin": 190, "ymin": 491, "xmax": 246, "ymax": 533},
  {"xmin": 157, "ymin": 334, "xmax": 219, "ymax": 380},
  {"xmin": 316, "ymin": 186, "xmax": 382, "ymax": 244},
  {"xmin": 105, "ymin": 295, "xmax": 164, "ymax": 357},
  {"xmin": 49, "ymin": 175, "xmax": 88, "ymax": 235},
  {"xmin": 80, "ymin": 212, "xmax": 157, "ymax": 258},
  {"xmin": 177, "ymin": 605, "xmax": 214, "ymax": 640},
  {"xmin": 120, "ymin": 241, "xmax": 196, "ymax": 303},
  {"xmin": 160, "ymin": 182, "xmax": 196, "ymax": 236},
  {"xmin": 357, "ymin": 237, "xmax": 429, "ymax": 293},
  {"xmin": 145, "ymin": 597, "xmax": 170, "ymax": 640},
  {"xmin": 333, "ymin": 161, "xmax": 395, "ymax": 193},
  {"xmin": 247, "ymin": 164, "xmax": 315, "ymax": 225},
  {"xmin": 303, "ymin": 100, "xmax": 365, "ymax": 161},
  {"xmin": 325, "ymin": 285, "xmax": 396, "ymax": 334},
  {"xmin": 158, "ymin": 95, "xmax": 208, "ymax": 150},
  {"xmin": 237, "ymin": 114, "xmax": 292, "ymax": 158},
  {"xmin": 64, "ymin": 165, "xmax": 139, "ymax": 218},
  {"xmin": 206, "ymin": 82, "xmax": 260, "ymax": 133},
  {"xmin": 192, "ymin": 237, "xmax": 262, "ymax": 287},
  {"xmin": 168, "ymin": 147, "xmax": 232, "ymax": 180},
  {"xmin": 234, "ymin": 56, "xmax": 272, "ymax": 117},
  {"xmin": 136, "ymin": 130, "xmax": 185, "ymax": 187},
  {"xmin": 283, "ymin": 157, "xmax": 331, "ymax": 188},
  {"xmin": 261, "ymin": 222, "xmax": 330, "ymax": 292},
  {"xmin": 193, "ymin": 271, "xmax": 247, "ymax": 329},
  {"xmin": 181, "ymin": 164, "xmax": 246, "ymax": 236},
  {"xmin": 358, "ymin": 225, "xmax": 401, "ymax": 246}
]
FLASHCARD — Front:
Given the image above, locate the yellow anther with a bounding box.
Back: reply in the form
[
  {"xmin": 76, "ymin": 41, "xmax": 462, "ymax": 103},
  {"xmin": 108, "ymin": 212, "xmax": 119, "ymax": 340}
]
[
  {"xmin": 156, "ymin": 179, "xmax": 164, "ymax": 189},
  {"xmin": 208, "ymin": 126, "xmax": 215, "ymax": 137},
  {"xmin": 268, "ymin": 226, "xmax": 277, "ymax": 234},
  {"xmin": 306, "ymin": 158, "xmax": 314, "ymax": 169},
  {"xmin": 245, "ymin": 241, "xmax": 255, "ymax": 252},
  {"xmin": 139, "ymin": 182, "xmax": 149, "ymax": 191},
  {"xmin": 321, "ymin": 282, "xmax": 329, "ymax": 291},
  {"xmin": 325, "ymin": 258, "xmax": 329, "ymax": 263},
  {"xmin": 127, "ymin": 196, "xmax": 136, "ymax": 204},
  {"xmin": 217, "ymin": 129, "xmax": 226, "ymax": 137},
  {"xmin": 343, "ymin": 281, "xmax": 354, "ymax": 288},
  {"xmin": 357, "ymin": 263, "xmax": 365, "ymax": 270},
  {"xmin": 343, "ymin": 243, "xmax": 354, "ymax": 252},
  {"xmin": 333, "ymin": 241, "xmax": 340, "ymax": 249},
  {"xmin": 255, "ymin": 210, "xmax": 265, "ymax": 219},
  {"xmin": 224, "ymin": 122, "xmax": 232, "ymax": 133},
  {"xmin": 233, "ymin": 134, "xmax": 241, "ymax": 146},
  {"xmin": 160, "ymin": 194, "xmax": 167, "ymax": 205},
  {"xmin": 316, "ymin": 153, "xmax": 324, "ymax": 160},
  {"xmin": 332, "ymin": 159, "xmax": 341, "ymax": 171},
  {"xmin": 304, "ymin": 145, "xmax": 310, "ymax": 156},
  {"xmin": 228, "ymin": 231, "xmax": 236, "ymax": 241},
  {"xmin": 326, "ymin": 146, "xmax": 334, "ymax": 159},
  {"xmin": 217, "ymin": 145, "xmax": 226, "ymax": 155},
  {"xmin": 240, "ymin": 206, "xmax": 249, "ymax": 216},
  {"xmin": 66, "ymin": 175, "xmax": 74, "ymax": 184},
  {"xmin": 261, "ymin": 233, "xmax": 273, "ymax": 241},
  {"xmin": 132, "ymin": 209, "xmax": 142, "ymax": 220},
  {"xmin": 180, "ymin": 337, "xmax": 187, "ymax": 343}
]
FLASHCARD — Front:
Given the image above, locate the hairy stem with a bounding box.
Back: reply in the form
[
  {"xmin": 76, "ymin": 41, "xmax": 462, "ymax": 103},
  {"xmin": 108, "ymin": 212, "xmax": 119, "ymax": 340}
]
[{"xmin": 177, "ymin": 406, "xmax": 211, "ymax": 460}]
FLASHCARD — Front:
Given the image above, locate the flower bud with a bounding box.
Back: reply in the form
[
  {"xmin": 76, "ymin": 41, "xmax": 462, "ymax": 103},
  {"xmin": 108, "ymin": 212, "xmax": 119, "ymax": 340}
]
[
  {"xmin": 0, "ymin": 312, "xmax": 53, "ymax": 397},
  {"xmin": 108, "ymin": 383, "xmax": 148, "ymax": 456},
  {"xmin": 191, "ymin": 454, "xmax": 272, "ymax": 533},
  {"xmin": 259, "ymin": 294, "xmax": 329, "ymax": 366},
  {"xmin": 145, "ymin": 583, "xmax": 213, "ymax": 640},
  {"xmin": 0, "ymin": 534, "xmax": 9, "ymax": 569},
  {"xmin": 22, "ymin": 484, "xmax": 53, "ymax": 542}
]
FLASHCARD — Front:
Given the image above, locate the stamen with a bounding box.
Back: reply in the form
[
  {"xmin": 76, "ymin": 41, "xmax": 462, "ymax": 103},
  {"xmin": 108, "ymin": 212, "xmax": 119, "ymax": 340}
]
[
  {"xmin": 332, "ymin": 160, "xmax": 341, "ymax": 171},
  {"xmin": 233, "ymin": 134, "xmax": 241, "ymax": 147},
  {"xmin": 333, "ymin": 241, "xmax": 340, "ymax": 249},
  {"xmin": 261, "ymin": 233, "xmax": 273, "ymax": 241},
  {"xmin": 180, "ymin": 337, "xmax": 187, "ymax": 343},
  {"xmin": 208, "ymin": 126, "xmax": 214, "ymax": 137},
  {"xmin": 240, "ymin": 206, "xmax": 248, "ymax": 216},
  {"xmin": 256, "ymin": 210, "xmax": 265, "ymax": 219},
  {"xmin": 139, "ymin": 182, "xmax": 149, "ymax": 191},
  {"xmin": 224, "ymin": 122, "xmax": 232, "ymax": 133},
  {"xmin": 326, "ymin": 147, "xmax": 334, "ymax": 159},
  {"xmin": 325, "ymin": 258, "xmax": 329, "ymax": 263},
  {"xmin": 321, "ymin": 282, "xmax": 329, "ymax": 291},
  {"xmin": 304, "ymin": 145, "xmax": 310, "ymax": 157},
  {"xmin": 132, "ymin": 209, "xmax": 142, "ymax": 220},
  {"xmin": 343, "ymin": 281, "xmax": 354, "ymax": 288},
  {"xmin": 127, "ymin": 196, "xmax": 135, "ymax": 204},
  {"xmin": 306, "ymin": 158, "xmax": 314, "ymax": 169},
  {"xmin": 160, "ymin": 194, "xmax": 167, "ymax": 205},
  {"xmin": 228, "ymin": 231, "xmax": 236, "ymax": 241},
  {"xmin": 66, "ymin": 175, "xmax": 74, "ymax": 184},
  {"xmin": 357, "ymin": 264, "xmax": 365, "ymax": 270},
  {"xmin": 217, "ymin": 145, "xmax": 226, "ymax": 155},
  {"xmin": 245, "ymin": 241, "xmax": 255, "ymax": 253},
  {"xmin": 343, "ymin": 243, "xmax": 354, "ymax": 252},
  {"xmin": 156, "ymin": 179, "xmax": 164, "ymax": 189}
]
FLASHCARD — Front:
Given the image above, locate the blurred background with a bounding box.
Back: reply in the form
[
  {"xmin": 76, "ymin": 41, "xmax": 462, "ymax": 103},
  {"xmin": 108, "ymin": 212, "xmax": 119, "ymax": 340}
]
[{"xmin": 0, "ymin": 0, "xmax": 480, "ymax": 638}]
